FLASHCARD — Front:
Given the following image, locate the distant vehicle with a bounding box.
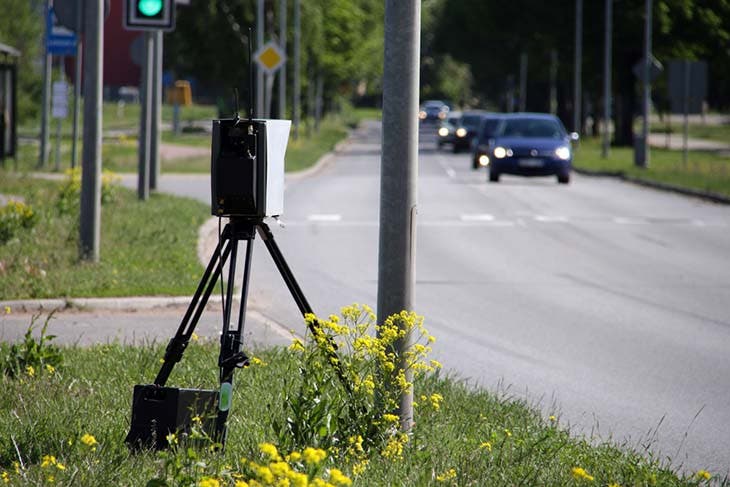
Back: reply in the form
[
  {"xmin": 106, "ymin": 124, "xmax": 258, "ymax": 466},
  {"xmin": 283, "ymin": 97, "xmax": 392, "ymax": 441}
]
[
  {"xmin": 446, "ymin": 110, "xmax": 486, "ymax": 153},
  {"xmin": 436, "ymin": 111, "xmax": 462, "ymax": 149},
  {"xmin": 487, "ymin": 113, "xmax": 578, "ymax": 184},
  {"xmin": 419, "ymin": 100, "xmax": 450, "ymax": 122},
  {"xmin": 470, "ymin": 114, "xmax": 503, "ymax": 169}
]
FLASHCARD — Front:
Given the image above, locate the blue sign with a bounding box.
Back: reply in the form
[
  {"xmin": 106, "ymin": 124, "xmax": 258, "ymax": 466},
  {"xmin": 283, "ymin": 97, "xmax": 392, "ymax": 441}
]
[{"xmin": 47, "ymin": 8, "xmax": 77, "ymax": 56}]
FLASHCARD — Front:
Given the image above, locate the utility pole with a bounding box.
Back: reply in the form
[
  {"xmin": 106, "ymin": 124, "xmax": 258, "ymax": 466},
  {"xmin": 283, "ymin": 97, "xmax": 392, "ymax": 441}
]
[
  {"xmin": 256, "ymin": 0, "xmax": 264, "ymax": 117},
  {"xmin": 519, "ymin": 52, "xmax": 528, "ymax": 112},
  {"xmin": 293, "ymin": 0, "xmax": 300, "ymax": 138},
  {"xmin": 279, "ymin": 0, "xmax": 287, "ymax": 119},
  {"xmin": 573, "ymin": 0, "xmax": 583, "ymax": 134},
  {"xmin": 71, "ymin": 2, "xmax": 83, "ymax": 170},
  {"xmin": 150, "ymin": 31, "xmax": 162, "ymax": 190},
  {"xmin": 80, "ymin": 0, "xmax": 104, "ymax": 262},
  {"xmin": 549, "ymin": 50, "xmax": 558, "ymax": 115},
  {"xmin": 378, "ymin": 0, "xmax": 420, "ymax": 431},
  {"xmin": 602, "ymin": 0, "xmax": 613, "ymax": 158},
  {"xmin": 40, "ymin": 0, "xmax": 52, "ymax": 168},
  {"xmin": 637, "ymin": 0, "xmax": 652, "ymax": 167},
  {"xmin": 138, "ymin": 32, "xmax": 153, "ymax": 201}
]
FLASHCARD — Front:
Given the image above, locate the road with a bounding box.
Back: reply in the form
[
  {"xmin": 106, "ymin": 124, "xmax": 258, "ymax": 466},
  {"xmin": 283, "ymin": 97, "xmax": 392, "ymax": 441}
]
[
  {"xmin": 251, "ymin": 121, "xmax": 730, "ymax": 474},
  {"xmin": 21, "ymin": 121, "xmax": 728, "ymax": 474}
]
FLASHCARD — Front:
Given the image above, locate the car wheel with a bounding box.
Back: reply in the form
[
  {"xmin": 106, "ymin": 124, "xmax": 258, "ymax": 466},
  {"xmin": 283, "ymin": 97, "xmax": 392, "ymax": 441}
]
[
  {"xmin": 557, "ymin": 174, "xmax": 570, "ymax": 184},
  {"xmin": 489, "ymin": 171, "xmax": 500, "ymax": 182}
]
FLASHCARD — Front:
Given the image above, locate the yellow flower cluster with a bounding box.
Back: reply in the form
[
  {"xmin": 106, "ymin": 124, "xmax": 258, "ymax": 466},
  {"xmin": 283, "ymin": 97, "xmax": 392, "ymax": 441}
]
[
  {"xmin": 81, "ymin": 433, "xmax": 98, "ymax": 450},
  {"xmin": 435, "ymin": 468, "xmax": 457, "ymax": 482},
  {"xmin": 41, "ymin": 455, "xmax": 66, "ymax": 471},
  {"xmin": 571, "ymin": 467, "xmax": 594, "ymax": 482},
  {"xmin": 381, "ymin": 433, "xmax": 409, "ymax": 459}
]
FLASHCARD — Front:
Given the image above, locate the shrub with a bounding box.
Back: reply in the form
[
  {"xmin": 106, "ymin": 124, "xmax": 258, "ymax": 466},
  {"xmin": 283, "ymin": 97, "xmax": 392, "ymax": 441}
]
[
  {"xmin": 0, "ymin": 199, "xmax": 38, "ymax": 244},
  {"xmin": 56, "ymin": 168, "xmax": 120, "ymax": 215},
  {"xmin": 1, "ymin": 312, "xmax": 63, "ymax": 379}
]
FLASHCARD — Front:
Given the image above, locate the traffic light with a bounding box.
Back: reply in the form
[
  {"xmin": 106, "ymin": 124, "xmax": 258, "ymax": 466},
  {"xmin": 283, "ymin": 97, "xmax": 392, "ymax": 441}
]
[{"xmin": 124, "ymin": 0, "xmax": 175, "ymax": 31}]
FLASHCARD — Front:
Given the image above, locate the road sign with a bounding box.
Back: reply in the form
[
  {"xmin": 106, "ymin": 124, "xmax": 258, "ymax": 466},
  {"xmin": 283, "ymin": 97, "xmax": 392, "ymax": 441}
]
[
  {"xmin": 124, "ymin": 0, "xmax": 176, "ymax": 31},
  {"xmin": 255, "ymin": 42, "xmax": 286, "ymax": 74},
  {"xmin": 632, "ymin": 55, "xmax": 663, "ymax": 82},
  {"xmin": 668, "ymin": 60, "xmax": 707, "ymax": 114},
  {"xmin": 47, "ymin": 8, "xmax": 77, "ymax": 56},
  {"xmin": 52, "ymin": 81, "xmax": 69, "ymax": 119}
]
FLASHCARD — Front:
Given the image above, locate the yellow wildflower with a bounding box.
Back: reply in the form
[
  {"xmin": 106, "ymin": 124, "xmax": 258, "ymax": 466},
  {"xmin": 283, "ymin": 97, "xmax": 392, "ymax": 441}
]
[
  {"xmin": 608, "ymin": 483, "xmax": 621, "ymax": 487},
  {"xmin": 251, "ymin": 357, "xmax": 267, "ymax": 366},
  {"xmin": 45, "ymin": 364, "xmax": 55, "ymax": 374},
  {"xmin": 430, "ymin": 359, "xmax": 442, "ymax": 369},
  {"xmin": 549, "ymin": 415, "xmax": 557, "ymax": 422},
  {"xmin": 289, "ymin": 339, "xmax": 306, "ymax": 352},
  {"xmin": 503, "ymin": 429, "xmax": 512, "ymax": 438},
  {"xmin": 382, "ymin": 413, "xmax": 399, "ymax": 424},
  {"xmin": 302, "ymin": 447, "xmax": 327, "ymax": 465},
  {"xmin": 571, "ymin": 467, "xmax": 594, "ymax": 482},
  {"xmin": 287, "ymin": 471, "xmax": 308, "ymax": 487},
  {"xmin": 270, "ymin": 461, "xmax": 290, "ymax": 477},
  {"xmin": 352, "ymin": 459, "xmax": 369, "ymax": 476},
  {"xmin": 328, "ymin": 468, "xmax": 352, "ymax": 486},
  {"xmin": 479, "ymin": 441, "xmax": 492, "ymax": 452},
  {"xmin": 199, "ymin": 478, "xmax": 221, "ymax": 487},
  {"xmin": 81, "ymin": 433, "xmax": 98, "ymax": 448},
  {"xmin": 287, "ymin": 451, "xmax": 302, "ymax": 462},
  {"xmin": 436, "ymin": 468, "xmax": 457, "ymax": 482},
  {"xmin": 4, "ymin": 306, "xmax": 10, "ymax": 314},
  {"xmin": 254, "ymin": 465, "xmax": 274, "ymax": 484},
  {"xmin": 26, "ymin": 365, "xmax": 35, "ymax": 377},
  {"xmin": 2, "ymin": 471, "xmax": 10, "ymax": 484},
  {"xmin": 259, "ymin": 442, "xmax": 282, "ymax": 461},
  {"xmin": 191, "ymin": 332, "xmax": 199, "ymax": 342},
  {"xmin": 166, "ymin": 433, "xmax": 178, "ymax": 445},
  {"xmin": 41, "ymin": 455, "xmax": 57, "ymax": 468},
  {"xmin": 696, "ymin": 470, "xmax": 712, "ymax": 481},
  {"xmin": 430, "ymin": 393, "xmax": 444, "ymax": 411},
  {"xmin": 235, "ymin": 481, "xmax": 250, "ymax": 487}
]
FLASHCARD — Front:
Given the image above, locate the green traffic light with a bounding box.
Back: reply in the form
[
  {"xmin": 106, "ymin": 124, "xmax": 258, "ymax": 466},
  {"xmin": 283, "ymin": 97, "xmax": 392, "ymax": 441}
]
[{"xmin": 138, "ymin": 0, "xmax": 163, "ymax": 17}]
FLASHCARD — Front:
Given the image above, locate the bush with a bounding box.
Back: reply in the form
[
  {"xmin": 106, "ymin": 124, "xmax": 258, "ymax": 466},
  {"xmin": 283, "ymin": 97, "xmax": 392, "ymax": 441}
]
[
  {"xmin": 56, "ymin": 168, "xmax": 120, "ymax": 215},
  {"xmin": 0, "ymin": 199, "xmax": 38, "ymax": 244},
  {"xmin": 1, "ymin": 313, "xmax": 63, "ymax": 379}
]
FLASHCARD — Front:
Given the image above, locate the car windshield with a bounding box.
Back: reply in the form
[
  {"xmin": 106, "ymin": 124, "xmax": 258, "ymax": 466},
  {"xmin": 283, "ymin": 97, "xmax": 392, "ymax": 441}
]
[
  {"xmin": 461, "ymin": 115, "xmax": 482, "ymax": 128},
  {"xmin": 500, "ymin": 118, "xmax": 565, "ymax": 139},
  {"xmin": 481, "ymin": 119, "xmax": 500, "ymax": 137}
]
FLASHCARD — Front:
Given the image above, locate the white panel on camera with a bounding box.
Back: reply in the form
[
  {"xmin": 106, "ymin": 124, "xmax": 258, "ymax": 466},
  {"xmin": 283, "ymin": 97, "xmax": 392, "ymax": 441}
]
[{"xmin": 263, "ymin": 119, "xmax": 291, "ymax": 217}]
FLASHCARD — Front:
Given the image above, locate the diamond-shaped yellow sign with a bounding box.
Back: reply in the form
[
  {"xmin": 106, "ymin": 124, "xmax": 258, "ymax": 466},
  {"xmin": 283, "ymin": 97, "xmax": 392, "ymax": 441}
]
[{"xmin": 255, "ymin": 42, "xmax": 285, "ymax": 73}]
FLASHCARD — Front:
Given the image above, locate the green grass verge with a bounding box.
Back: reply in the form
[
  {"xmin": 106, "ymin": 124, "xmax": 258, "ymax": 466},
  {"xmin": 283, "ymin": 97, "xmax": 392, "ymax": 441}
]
[
  {"xmin": 0, "ymin": 173, "xmax": 207, "ymax": 300},
  {"xmin": 573, "ymin": 137, "xmax": 730, "ymax": 198},
  {"xmin": 0, "ymin": 340, "xmax": 719, "ymax": 486}
]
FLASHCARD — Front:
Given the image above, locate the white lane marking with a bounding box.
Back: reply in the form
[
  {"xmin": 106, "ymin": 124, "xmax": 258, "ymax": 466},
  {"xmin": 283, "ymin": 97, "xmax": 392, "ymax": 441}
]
[
  {"xmin": 460, "ymin": 214, "xmax": 495, "ymax": 221},
  {"xmin": 534, "ymin": 215, "xmax": 568, "ymax": 223},
  {"xmin": 613, "ymin": 217, "xmax": 645, "ymax": 225},
  {"xmin": 307, "ymin": 214, "xmax": 342, "ymax": 222}
]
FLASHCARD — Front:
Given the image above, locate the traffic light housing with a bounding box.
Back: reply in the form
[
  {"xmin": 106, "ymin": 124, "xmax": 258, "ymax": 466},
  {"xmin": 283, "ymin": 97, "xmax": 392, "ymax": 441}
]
[{"xmin": 124, "ymin": 0, "xmax": 175, "ymax": 31}]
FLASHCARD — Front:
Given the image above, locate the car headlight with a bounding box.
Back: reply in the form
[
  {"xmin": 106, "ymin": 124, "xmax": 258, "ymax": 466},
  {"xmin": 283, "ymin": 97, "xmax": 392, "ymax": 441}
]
[
  {"xmin": 438, "ymin": 127, "xmax": 449, "ymax": 137},
  {"xmin": 493, "ymin": 146, "xmax": 512, "ymax": 159},
  {"xmin": 456, "ymin": 128, "xmax": 467, "ymax": 138},
  {"xmin": 478, "ymin": 155, "xmax": 490, "ymax": 166},
  {"xmin": 555, "ymin": 146, "xmax": 571, "ymax": 160},
  {"xmin": 418, "ymin": 111, "xmax": 427, "ymax": 120}
]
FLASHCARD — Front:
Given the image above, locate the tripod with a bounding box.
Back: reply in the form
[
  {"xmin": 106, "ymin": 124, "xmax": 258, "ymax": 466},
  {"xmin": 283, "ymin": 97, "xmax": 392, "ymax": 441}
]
[{"xmin": 126, "ymin": 218, "xmax": 349, "ymax": 449}]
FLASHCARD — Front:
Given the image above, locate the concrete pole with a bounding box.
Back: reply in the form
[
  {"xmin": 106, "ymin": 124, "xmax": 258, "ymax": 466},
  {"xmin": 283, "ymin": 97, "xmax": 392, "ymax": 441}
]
[
  {"xmin": 279, "ymin": 0, "xmax": 287, "ymax": 119},
  {"xmin": 71, "ymin": 9, "xmax": 82, "ymax": 170},
  {"xmin": 39, "ymin": 0, "xmax": 52, "ymax": 168},
  {"xmin": 378, "ymin": 0, "xmax": 420, "ymax": 431},
  {"xmin": 137, "ymin": 32, "xmax": 153, "ymax": 201},
  {"xmin": 54, "ymin": 57, "xmax": 65, "ymax": 172},
  {"xmin": 150, "ymin": 31, "xmax": 162, "ymax": 190},
  {"xmin": 293, "ymin": 0, "xmax": 300, "ymax": 138},
  {"xmin": 256, "ymin": 0, "xmax": 264, "ymax": 117},
  {"xmin": 519, "ymin": 52, "xmax": 527, "ymax": 112},
  {"xmin": 573, "ymin": 0, "xmax": 583, "ymax": 134},
  {"xmin": 79, "ymin": 0, "xmax": 103, "ymax": 262},
  {"xmin": 602, "ymin": 0, "xmax": 612, "ymax": 158},
  {"xmin": 638, "ymin": 0, "xmax": 652, "ymax": 168}
]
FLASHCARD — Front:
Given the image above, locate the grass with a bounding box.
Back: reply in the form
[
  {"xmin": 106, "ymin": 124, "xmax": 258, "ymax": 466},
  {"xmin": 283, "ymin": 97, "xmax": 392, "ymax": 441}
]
[
  {"xmin": 0, "ymin": 173, "xmax": 208, "ymax": 300},
  {"xmin": 573, "ymin": 137, "xmax": 730, "ymax": 198},
  {"xmin": 0, "ymin": 336, "xmax": 721, "ymax": 486}
]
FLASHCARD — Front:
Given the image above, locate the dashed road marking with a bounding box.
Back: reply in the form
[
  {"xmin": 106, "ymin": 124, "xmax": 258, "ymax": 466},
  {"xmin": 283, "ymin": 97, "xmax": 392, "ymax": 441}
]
[
  {"xmin": 460, "ymin": 214, "xmax": 495, "ymax": 222},
  {"xmin": 307, "ymin": 214, "xmax": 342, "ymax": 222}
]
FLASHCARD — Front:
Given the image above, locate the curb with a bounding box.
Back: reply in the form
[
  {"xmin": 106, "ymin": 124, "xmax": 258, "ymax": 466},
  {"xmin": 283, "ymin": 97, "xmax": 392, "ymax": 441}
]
[
  {"xmin": 0, "ymin": 296, "xmax": 225, "ymax": 314},
  {"xmin": 573, "ymin": 167, "xmax": 730, "ymax": 205}
]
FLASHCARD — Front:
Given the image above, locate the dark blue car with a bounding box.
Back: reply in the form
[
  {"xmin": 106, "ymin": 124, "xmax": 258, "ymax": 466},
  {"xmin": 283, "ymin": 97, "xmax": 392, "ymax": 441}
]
[{"xmin": 487, "ymin": 113, "xmax": 577, "ymax": 184}]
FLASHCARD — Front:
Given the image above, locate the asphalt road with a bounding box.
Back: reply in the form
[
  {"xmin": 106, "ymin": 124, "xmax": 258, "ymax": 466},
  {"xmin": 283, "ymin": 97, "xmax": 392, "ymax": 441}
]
[
  {"xmin": 6, "ymin": 121, "xmax": 727, "ymax": 474},
  {"xmin": 246, "ymin": 121, "xmax": 730, "ymax": 474}
]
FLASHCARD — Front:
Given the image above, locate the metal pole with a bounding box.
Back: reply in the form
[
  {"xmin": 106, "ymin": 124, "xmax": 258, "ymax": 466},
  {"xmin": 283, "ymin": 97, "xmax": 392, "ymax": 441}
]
[
  {"xmin": 549, "ymin": 50, "xmax": 558, "ymax": 115},
  {"xmin": 256, "ymin": 0, "xmax": 264, "ymax": 117},
  {"xmin": 79, "ymin": 0, "xmax": 103, "ymax": 262},
  {"xmin": 378, "ymin": 0, "xmax": 420, "ymax": 431},
  {"xmin": 138, "ymin": 32, "xmax": 153, "ymax": 201},
  {"xmin": 150, "ymin": 31, "xmax": 162, "ymax": 190},
  {"xmin": 602, "ymin": 0, "xmax": 612, "ymax": 158},
  {"xmin": 293, "ymin": 0, "xmax": 300, "ymax": 138},
  {"xmin": 682, "ymin": 60, "xmax": 689, "ymax": 168},
  {"xmin": 638, "ymin": 0, "xmax": 652, "ymax": 168},
  {"xmin": 573, "ymin": 0, "xmax": 583, "ymax": 134},
  {"xmin": 40, "ymin": 0, "xmax": 52, "ymax": 168},
  {"xmin": 71, "ymin": 7, "xmax": 82, "ymax": 170},
  {"xmin": 54, "ymin": 57, "xmax": 65, "ymax": 172},
  {"xmin": 519, "ymin": 52, "xmax": 527, "ymax": 112},
  {"xmin": 279, "ymin": 0, "xmax": 287, "ymax": 119}
]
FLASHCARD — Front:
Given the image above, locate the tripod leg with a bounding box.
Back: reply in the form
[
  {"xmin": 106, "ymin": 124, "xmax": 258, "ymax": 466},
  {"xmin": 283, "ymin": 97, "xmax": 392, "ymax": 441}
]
[
  {"xmin": 215, "ymin": 237, "xmax": 254, "ymax": 447},
  {"xmin": 154, "ymin": 231, "xmax": 234, "ymax": 387}
]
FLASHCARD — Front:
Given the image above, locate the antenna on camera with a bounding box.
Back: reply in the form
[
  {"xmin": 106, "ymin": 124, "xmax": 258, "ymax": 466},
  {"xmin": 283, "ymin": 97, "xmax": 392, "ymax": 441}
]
[{"xmin": 232, "ymin": 88, "xmax": 241, "ymax": 125}]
